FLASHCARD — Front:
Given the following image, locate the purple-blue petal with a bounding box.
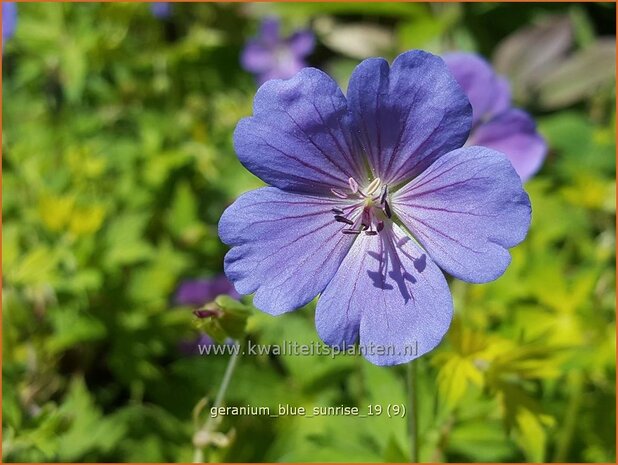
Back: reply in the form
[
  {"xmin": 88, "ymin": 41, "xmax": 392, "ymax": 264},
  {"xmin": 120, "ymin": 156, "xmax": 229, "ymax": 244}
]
[
  {"xmin": 316, "ymin": 223, "xmax": 453, "ymax": 366},
  {"xmin": 255, "ymin": 54, "xmax": 307, "ymax": 85},
  {"xmin": 241, "ymin": 17, "xmax": 313, "ymax": 84},
  {"xmin": 219, "ymin": 187, "xmax": 355, "ymax": 315},
  {"xmin": 492, "ymin": 76, "xmax": 511, "ymax": 117},
  {"xmin": 150, "ymin": 2, "xmax": 171, "ymax": 19},
  {"xmin": 469, "ymin": 109, "xmax": 547, "ymax": 182},
  {"xmin": 392, "ymin": 146, "xmax": 531, "ymax": 284},
  {"xmin": 3, "ymin": 2, "xmax": 17, "ymax": 48},
  {"xmin": 287, "ymin": 30, "xmax": 315, "ymax": 57},
  {"xmin": 174, "ymin": 275, "xmax": 239, "ymax": 307},
  {"xmin": 178, "ymin": 333, "xmax": 214, "ymax": 356},
  {"xmin": 259, "ymin": 17, "xmax": 281, "ymax": 46},
  {"xmin": 240, "ymin": 41, "xmax": 276, "ymax": 74},
  {"xmin": 234, "ymin": 67, "xmax": 365, "ymax": 195},
  {"xmin": 443, "ymin": 52, "xmax": 511, "ymax": 125},
  {"xmin": 346, "ymin": 50, "xmax": 472, "ymax": 185}
]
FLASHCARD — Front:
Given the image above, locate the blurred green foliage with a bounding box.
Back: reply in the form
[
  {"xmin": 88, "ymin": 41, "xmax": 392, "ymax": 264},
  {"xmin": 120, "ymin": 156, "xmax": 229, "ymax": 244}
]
[{"xmin": 2, "ymin": 2, "xmax": 615, "ymax": 463}]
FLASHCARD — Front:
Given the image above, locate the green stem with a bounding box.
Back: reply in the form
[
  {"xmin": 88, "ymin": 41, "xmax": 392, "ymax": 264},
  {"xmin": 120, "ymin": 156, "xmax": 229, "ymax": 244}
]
[
  {"xmin": 407, "ymin": 360, "xmax": 419, "ymax": 462},
  {"xmin": 193, "ymin": 345, "xmax": 241, "ymax": 463},
  {"xmin": 212, "ymin": 348, "xmax": 240, "ymax": 413}
]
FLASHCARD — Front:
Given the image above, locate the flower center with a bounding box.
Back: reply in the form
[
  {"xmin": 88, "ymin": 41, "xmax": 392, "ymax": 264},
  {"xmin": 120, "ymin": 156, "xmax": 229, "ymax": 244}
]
[{"xmin": 330, "ymin": 177, "xmax": 392, "ymax": 237}]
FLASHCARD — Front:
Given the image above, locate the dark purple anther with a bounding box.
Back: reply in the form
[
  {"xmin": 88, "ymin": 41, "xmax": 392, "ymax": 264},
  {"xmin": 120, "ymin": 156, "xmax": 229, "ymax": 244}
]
[
  {"xmin": 335, "ymin": 215, "xmax": 354, "ymax": 225},
  {"xmin": 384, "ymin": 201, "xmax": 392, "ymax": 219},
  {"xmin": 342, "ymin": 229, "xmax": 362, "ymax": 235},
  {"xmin": 380, "ymin": 186, "xmax": 388, "ymax": 204},
  {"xmin": 331, "ymin": 208, "xmax": 344, "ymax": 214},
  {"xmin": 376, "ymin": 221, "xmax": 384, "ymax": 233},
  {"xmin": 365, "ymin": 231, "xmax": 378, "ymax": 236}
]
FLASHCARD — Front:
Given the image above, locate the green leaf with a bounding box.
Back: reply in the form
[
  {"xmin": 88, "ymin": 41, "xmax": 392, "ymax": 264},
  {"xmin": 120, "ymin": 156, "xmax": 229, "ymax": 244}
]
[
  {"xmin": 61, "ymin": 40, "xmax": 87, "ymax": 103},
  {"xmin": 436, "ymin": 356, "xmax": 483, "ymax": 411},
  {"xmin": 46, "ymin": 307, "xmax": 107, "ymax": 353},
  {"xmin": 104, "ymin": 213, "xmax": 154, "ymax": 268},
  {"xmin": 513, "ymin": 407, "xmax": 549, "ymax": 462},
  {"xmin": 8, "ymin": 246, "xmax": 59, "ymax": 287},
  {"xmin": 166, "ymin": 181, "xmax": 203, "ymax": 242},
  {"xmin": 57, "ymin": 377, "xmax": 128, "ymax": 460},
  {"xmin": 448, "ymin": 420, "xmax": 517, "ymax": 462}
]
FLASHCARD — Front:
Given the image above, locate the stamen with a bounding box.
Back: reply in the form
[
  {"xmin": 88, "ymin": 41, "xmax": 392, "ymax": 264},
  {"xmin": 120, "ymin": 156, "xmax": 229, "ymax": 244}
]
[
  {"xmin": 380, "ymin": 185, "xmax": 388, "ymax": 204},
  {"xmin": 348, "ymin": 177, "xmax": 359, "ymax": 194},
  {"xmin": 366, "ymin": 178, "xmax": 381, "ymax": 196},
  {"xmin": 333, "ymin": 179, "xmax": 389, "ymax": 237},
  {"xmin": 334, "ymin": 215, "xmax": 354, "ymax": 225},
  {"xmin": 361, "ymin": 208, "xmax": 371, "ymax": 230},
  {"xmin": 383, "ymin": 200, "xmax": 392, "ymax": 219}
]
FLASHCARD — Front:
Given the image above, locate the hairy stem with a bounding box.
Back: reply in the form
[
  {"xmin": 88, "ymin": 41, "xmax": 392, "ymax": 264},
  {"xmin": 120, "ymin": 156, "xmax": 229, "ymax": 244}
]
[{"xmin": 193, "ymin": 345, "xmax": 240, "ymax": 463}]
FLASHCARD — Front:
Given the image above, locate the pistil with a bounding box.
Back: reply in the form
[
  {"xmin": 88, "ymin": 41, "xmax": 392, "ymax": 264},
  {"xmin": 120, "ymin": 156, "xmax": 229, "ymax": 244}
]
[{"xmin": 331, "ymin": 177, "xmax": 392, "ymax": 237}]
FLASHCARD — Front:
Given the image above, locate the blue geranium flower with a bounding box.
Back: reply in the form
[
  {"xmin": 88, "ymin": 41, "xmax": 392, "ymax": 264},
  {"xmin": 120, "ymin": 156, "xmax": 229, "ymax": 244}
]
[
  {"xmin": 444, "ymin": 52, "xmax": 547, "ymax": 181},
  {"xmin": 241, "ymin": 17, "xmax": 315, "ymax": 85},
  {"xmin": 150, "ymin": 2, "xmax": 171, "ymax": 19},
  {"xmin": 3, "ymin": 2, "xmax": 17, "ymax": 52},
  {"xmin": 219, "ymin": 50, "xmax": 531, "ymax": 366}
]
